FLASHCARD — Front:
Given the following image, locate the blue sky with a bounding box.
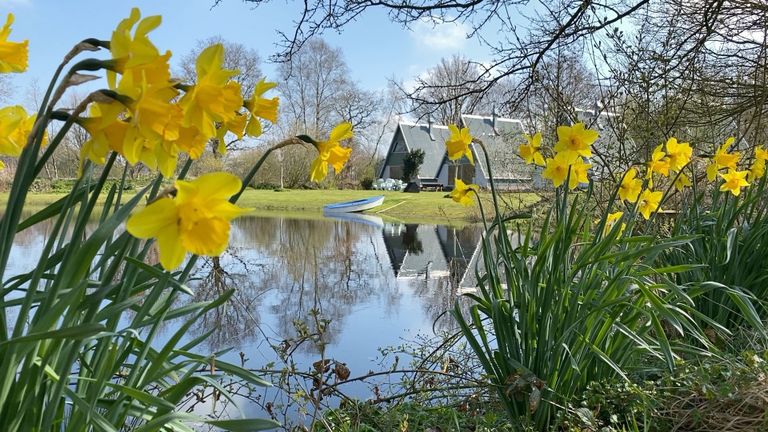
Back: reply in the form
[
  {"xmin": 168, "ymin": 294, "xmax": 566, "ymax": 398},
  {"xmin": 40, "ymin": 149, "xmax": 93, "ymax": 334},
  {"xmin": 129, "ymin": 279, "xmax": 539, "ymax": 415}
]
[{"xmin": 4, "ymin": 0, "xmax": 493, "ymax": 106}]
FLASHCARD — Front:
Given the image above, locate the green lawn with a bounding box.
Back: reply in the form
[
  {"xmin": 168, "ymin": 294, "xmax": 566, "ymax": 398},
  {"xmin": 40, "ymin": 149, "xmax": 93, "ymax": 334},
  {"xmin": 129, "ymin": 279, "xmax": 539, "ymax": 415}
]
[
  {"xmin": 2, "ymin": 189, "xmax": 540, "ymax": 225},
  {"xmin": 235, "ymin": 189, "xmax": 538, "ymax": 224}
]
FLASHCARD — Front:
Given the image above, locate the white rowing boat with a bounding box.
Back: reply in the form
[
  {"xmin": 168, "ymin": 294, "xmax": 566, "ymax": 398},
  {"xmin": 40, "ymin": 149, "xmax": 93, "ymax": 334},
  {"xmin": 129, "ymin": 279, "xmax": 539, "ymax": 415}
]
[{"xmin": 323, "ymin": 195, "xmax": 385, "ymax": 214}]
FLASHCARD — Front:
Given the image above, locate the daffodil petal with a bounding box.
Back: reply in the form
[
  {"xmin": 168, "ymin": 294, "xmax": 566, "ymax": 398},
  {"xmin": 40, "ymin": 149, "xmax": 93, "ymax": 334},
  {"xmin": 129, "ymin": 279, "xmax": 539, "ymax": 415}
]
[
  {"xmin": 157, "ymin": 224, "xmax": 186, "ymax": 271},
  {"xmin": 190, "ymin": 172, "xmax": 242, "ymax": 200},
  {"xmin": 329, "ymin": 122, "xmax": 353, "ymax": 142},
  {"xmin": 310, "ymin": 157, "xmax": 328, "ymax": 182},
  {"xmin": 125, "ymin": 197, "xmax": 177, "ymax": 239}
]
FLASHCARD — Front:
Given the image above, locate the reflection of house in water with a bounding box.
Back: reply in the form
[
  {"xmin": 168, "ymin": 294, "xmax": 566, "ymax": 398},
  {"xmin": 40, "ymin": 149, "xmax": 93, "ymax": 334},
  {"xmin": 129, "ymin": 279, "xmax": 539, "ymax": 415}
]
[
  {"xmin": 456, "ymin": 230, "xmax": 525, "ymax": 293},
  {"xmin": 382, "ymin": 223, "xmax": 482, "ymax": 284}
]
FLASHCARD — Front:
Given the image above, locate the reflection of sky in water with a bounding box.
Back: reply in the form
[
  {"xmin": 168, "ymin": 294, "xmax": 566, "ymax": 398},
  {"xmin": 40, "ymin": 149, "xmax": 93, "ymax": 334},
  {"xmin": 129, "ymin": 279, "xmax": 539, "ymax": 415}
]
[{"xmin": 7, "ymin": 214, "xmax": 483, "ymax": 423}]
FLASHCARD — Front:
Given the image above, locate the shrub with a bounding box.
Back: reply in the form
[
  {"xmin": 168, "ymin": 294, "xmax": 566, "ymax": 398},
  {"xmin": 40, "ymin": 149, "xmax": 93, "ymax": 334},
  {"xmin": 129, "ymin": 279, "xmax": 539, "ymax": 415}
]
[
  {"xmin": 659, "ymin": 176, "xmax": 768, "ymax": 337},
  {"xmin": 403, "ymin": 149, "xmax": 425, "ymax": 182},
  {"xmin": 360, "ymin": 177, "xmax": 374, "ymax": 190},
  {"xmin": 581, "ymin": 350, "xmax": 768, "ymax": 432}
]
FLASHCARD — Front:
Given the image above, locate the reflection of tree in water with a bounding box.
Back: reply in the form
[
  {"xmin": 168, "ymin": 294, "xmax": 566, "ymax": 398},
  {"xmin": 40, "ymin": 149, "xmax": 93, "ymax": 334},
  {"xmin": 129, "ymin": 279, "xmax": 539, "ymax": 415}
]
[
  {"xmin": 402, "ymin": 224, "xmax": 423, "ymax": 253},
  {"xmin": 190, "ymin": 253, "xmax": 268, "ymax": 350},
  {"xmin": 261, "ymin": 218, "xmax": 388, "ymax": 353},
  {"xmin": 188, "ymin": 216, "xmax": 399, "ymax": 354}
]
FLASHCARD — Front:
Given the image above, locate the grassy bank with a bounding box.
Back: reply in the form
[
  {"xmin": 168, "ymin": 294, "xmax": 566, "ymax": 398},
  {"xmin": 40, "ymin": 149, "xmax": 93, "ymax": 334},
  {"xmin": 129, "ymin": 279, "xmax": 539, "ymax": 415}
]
[
  {"xmin": 4, "ymin": 189, "xmax": 540, "ymax": 225},
  {"xmin": 238, "ymin": 189, "xmax": 539, "ymax": 224}
]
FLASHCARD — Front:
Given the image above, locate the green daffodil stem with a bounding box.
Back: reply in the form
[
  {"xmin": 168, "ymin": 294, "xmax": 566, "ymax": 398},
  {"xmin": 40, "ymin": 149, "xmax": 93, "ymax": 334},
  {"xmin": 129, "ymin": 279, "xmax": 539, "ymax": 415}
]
[
  {"xmin": 0, "ymin": 49, "xmax": 93, "ymax": 287},
  {"xmin": 472, "ymin": 138, "xmax": 509, "ymax": 250},
  {"xmin": 231, "ymin": 136, "xmax": 308, "ymax": 203},
  {"xmin": 473, "ymin": 189, "xmax": 489, "ymax": 233},
  {"xmin": 33, "ymin": 93, "xmax": 97, "ymax": 178},
  {"xmin": 472, "ymin": 138, "xmax": 502, "ymax": 220}
]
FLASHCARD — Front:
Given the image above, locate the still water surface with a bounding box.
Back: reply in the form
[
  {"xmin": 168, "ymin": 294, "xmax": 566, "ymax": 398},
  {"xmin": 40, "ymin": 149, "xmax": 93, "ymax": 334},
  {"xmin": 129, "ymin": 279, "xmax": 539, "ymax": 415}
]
[{"xmin": 9, "ymin": 213, "xmax": 483, "ymax": 422}]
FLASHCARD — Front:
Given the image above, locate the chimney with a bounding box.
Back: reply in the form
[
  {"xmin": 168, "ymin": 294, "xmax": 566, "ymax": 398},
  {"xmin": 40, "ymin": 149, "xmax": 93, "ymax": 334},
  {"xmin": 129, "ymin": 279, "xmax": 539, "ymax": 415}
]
[{"xmin": 427, "ymin": 114, "xmax": 435, "ymax": 141}]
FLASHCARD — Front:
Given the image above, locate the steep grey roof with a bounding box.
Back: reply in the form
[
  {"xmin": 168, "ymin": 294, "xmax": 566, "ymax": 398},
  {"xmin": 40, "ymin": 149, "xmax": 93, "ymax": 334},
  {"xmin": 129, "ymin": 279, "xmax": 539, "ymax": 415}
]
[
  {"xmin": 382, "ymin": 225, "xmax": 449, "ymax": 278},
  {"xmin": 384, "ymin": 115, "xmax": 533, "ymax": 182},
  {"xmin": 398, "ymin": 123, "xmax": 453, "ymax": 179},
  {"xmin": 461, "ymin": 114, "xmax": 532, "ymax": 180}
]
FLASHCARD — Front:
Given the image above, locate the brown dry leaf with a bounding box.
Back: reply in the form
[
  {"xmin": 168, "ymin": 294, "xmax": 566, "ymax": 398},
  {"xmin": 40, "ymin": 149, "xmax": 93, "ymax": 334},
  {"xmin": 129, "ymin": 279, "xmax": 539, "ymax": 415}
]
[
  {"xmin": 334, "ymin": 362, "xmax": 350, "ymax": 381},
  {"xmin": 313, "ymin": 359, "xmax": 331, "ymax": 374}
]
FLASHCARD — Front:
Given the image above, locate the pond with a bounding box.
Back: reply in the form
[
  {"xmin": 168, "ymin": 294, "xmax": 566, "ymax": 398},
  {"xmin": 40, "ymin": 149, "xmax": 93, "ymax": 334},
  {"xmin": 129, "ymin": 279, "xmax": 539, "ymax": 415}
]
[{"xmin": 9, "ymin": 213, "xmax": 484, "ymax": 424}]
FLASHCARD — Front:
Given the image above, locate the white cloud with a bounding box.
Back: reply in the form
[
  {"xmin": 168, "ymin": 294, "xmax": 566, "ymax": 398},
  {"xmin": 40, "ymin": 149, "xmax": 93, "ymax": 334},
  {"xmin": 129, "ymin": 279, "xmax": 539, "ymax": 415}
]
[{"xmin": 411, "ymin": 18, "xmax": 468, "ymax": 50}]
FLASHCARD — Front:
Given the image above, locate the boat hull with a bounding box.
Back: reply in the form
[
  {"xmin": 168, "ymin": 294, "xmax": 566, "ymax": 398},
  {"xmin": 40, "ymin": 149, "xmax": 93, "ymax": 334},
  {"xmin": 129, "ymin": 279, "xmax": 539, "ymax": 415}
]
[{"xmin": 323, "ymin": 195, "xmax": 385, "ymax": 214}]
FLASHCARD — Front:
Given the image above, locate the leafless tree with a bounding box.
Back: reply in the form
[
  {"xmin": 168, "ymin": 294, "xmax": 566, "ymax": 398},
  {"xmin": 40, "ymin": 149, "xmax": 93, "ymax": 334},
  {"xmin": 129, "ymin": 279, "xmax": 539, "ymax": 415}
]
[
  {"xmin": 222, "ymin": 1, "xmax": 766, "ymax": 126},
  {"xmin": 600, "ymin": 1, "xmax": 768, "ymax": 154},
  {"xmin": 222, "ymin": 0, "xmax": 656, "ymax": 112},
  {"xmin": 409, "ymin": 54, "xmax": 487, "ymax": 125},
  {"xmin": 277, "ymin": 38, "xmax": 377, "ymax": 135},
  {"xmin": 275, "ymin": 38, "xmax": 385, "ymax": 186}
]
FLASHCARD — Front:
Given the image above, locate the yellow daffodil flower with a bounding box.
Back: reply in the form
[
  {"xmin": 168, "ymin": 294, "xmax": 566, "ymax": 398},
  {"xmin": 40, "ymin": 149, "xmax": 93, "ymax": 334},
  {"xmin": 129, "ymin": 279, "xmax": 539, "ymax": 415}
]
[
  {"xmin": 0, "ymin": 106, "xmax": 26, "ymax": 149},
  {"xmin": 12, "ymin": 111, "xmax": 45, "ymax": 149},
  {"xmin": 108, "ymin": 8, "xmax": 168, "ymax": 88},
  {"xmin": 175, "ymin": 125, "xmax": 209, "ymax": 160},
  {"xmin": 637, "ymin": 189, "xmax": 662, "ymax": 220},
  {"xmin": 553, "ymin": 123, "xmax": 598, "ymax": 160},
  {"xmin": 126, "ymin": 172, "xmax": 249, "ymax": 270},
  {"xmin": 647, "ymin": 144, "xmax": 670, "ymax": 178},
  {"xmin": 749, "ymin": 146, "xmax": 768, "ymax": 181},
  {"xmin": 568, "ymin": 157, "xmax": 591, "ymax": 189},
  {"xmin": 543, "ymin": 152, "xmax": 590, "ymax": 189},
  {"xmin": 445, "ymin": 124, "xmax": 474, "ymax": 164},
  {"xmin": 674, "ymin": 172, "xmax": 692, "ymax": 191},
  {"xmin": 706, "ymin": 137, "xmax": 741, "ymax": 181},
  {"xmin": 79, "ymin": 102, "xmax": 130, "ymax": 165},
  {"xmin": 310, "ymin": 122, "xmax": 353, "ymax": 182},
  {"xmin": 746, "ymin": 147, "xmax": 765, "ymax": 179},
  {"xmin": 755, "ymin": 146, "xmax": 768, "ymax": 162},
  {"xmin": 518, "ymin": 132, "xmax": 545, "ymax": 166},
  {"xmin": 450, "ymin": 178, "xmax": 479, "ymax": 206},
  {"xmin": 749, "ymin": 159, "xmax": 765, "ymax": 181},
  {"xmin": 179, "ymin": 44, "xmax": 243, "ymax": 139},
  {"xmin": 0, "ymin": 105, "xmax": 44, "ymax": 156},
  {"xmin": 719, "ymin": 169, "xmax": 749, "ymax": 196},
  {"xmin": 542, "ymin": 153, "xmax": 569, "ymax": 188},
  {"xmin": 121, "ymin": 126, "xmax": 163, "ymax": 170},
  {"xmin": 216, "ymin": 112, "xmax": 248, "ymax": 154},
  {"xmin": 665, "ymin": 137, "xmax": 692, "ymax": 172},
  {"xmin": 117, "ymin": 72, "xmax": 181, "ymax": 145},
  {"xmin": 618, "ymin": 168, "xmax": 642, "ymax": 203},
  {"xmin": 603, "ymin": 211, "xmax": 626, "ymax": 236},
  {"xmin": 0, "ymin": 13, "xmax": 28, "ymax": 73},
  {"xmin": 245, "ymin": 78, "xmax": 279, "ymax": 138}
]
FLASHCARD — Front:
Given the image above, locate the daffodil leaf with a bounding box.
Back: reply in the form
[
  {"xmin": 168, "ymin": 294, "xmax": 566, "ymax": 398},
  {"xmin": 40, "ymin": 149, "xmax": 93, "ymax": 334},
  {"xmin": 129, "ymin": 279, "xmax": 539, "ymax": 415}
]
[{"xmin": 724, "ymin": 227, "xmax": 737, "ymax": 265}]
